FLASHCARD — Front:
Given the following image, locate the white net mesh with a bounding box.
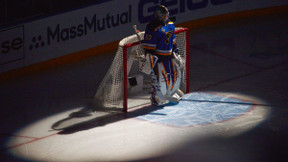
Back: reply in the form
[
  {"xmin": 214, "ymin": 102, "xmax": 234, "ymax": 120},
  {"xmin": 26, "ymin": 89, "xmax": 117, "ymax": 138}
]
[{"xmin": 95, "ymin": 27, "xmax": 189, "ymax": 111}]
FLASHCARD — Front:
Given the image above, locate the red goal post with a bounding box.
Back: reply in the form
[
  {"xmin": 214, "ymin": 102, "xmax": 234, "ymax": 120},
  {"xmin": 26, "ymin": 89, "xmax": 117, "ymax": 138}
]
[{"xmin": 95, "ymin": 27, "xmax": 190, "ymax": 113}]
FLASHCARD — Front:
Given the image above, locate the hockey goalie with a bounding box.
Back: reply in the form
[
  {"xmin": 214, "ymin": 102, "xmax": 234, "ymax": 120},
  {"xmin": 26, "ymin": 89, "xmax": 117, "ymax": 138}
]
[{"xmin": 140, "ymin": 5, "xmax": 185, "ymax": 106}]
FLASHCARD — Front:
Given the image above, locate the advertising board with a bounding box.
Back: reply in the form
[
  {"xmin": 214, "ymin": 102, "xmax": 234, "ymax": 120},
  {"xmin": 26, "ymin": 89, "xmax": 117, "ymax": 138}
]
[{"xmin": 1, "ymin": 0, "xmax": 287, "ymax": 73}]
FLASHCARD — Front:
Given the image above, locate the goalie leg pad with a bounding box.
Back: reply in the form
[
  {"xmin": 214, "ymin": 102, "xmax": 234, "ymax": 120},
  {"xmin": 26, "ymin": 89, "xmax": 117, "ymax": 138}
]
[
  {"xmin": 169, "ymin": 58, "xmax": 182, "ymax": 96},
  {"xmin": 175, "ymin": 89, "xmax": 184, "ymax": 97},
  {"xmin": 173, "ymin": 52, "xmax": 185, "ymax": 70},
  {"xmin": 151, "ymin": 89, "xmax": 168, "ymax": 106},
  {"xmin": 150, "ymin": 59, "xmax": 184, "ymax": 106},
  {"xmin": 158, "ymin": 59, "xmax": 182, "ymax": 96},
  {"xmin": 139, "ymin": 54, "xmax": 158, "ymax": 75},
  {"xmin": 150, "ymin": 70, "xmax": 168, "ymax": 106},
  {"xmin": 166, "ymin": 89, "xmax": 184, "ymax": 103},
  {"xmin": 154, "ymin": 60, "xmax": 183, "ymax": 103}
]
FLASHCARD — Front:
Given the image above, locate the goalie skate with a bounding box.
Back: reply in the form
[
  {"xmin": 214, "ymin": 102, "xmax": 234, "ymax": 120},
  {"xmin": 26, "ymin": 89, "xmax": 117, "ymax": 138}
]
[{"xmin": 165, "ymin": 89, "xmax": 184, "ymax": 103}]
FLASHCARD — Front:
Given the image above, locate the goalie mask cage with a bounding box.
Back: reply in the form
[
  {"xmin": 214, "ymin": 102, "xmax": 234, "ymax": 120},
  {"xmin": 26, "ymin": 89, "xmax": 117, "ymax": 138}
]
[{"xmin": 95, "ymin": 27, "xmax": 190, "ymax": 112}]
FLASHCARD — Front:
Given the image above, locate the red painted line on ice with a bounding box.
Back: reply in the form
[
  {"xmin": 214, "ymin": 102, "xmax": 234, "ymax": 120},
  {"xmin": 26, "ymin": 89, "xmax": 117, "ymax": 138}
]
[
  {"xmin": 1, "ymin": 133, "xmax": 37, "ymax": 139},
  {"xmin": 191, "ymin": 45, "xmax": 262, "ymax": 69},
  {"xmin": 6, "ymin": 133, "xmax": 58, "ymax": 150},
  {"xmin": 10, "ymin": 134, "xmax": 38, "ymax": 140},
  {"xmin": 195, "ymin": 61, "xmax": 288, "ymax": 91},
  {"xmin": 190, "ymin": 45, "xmax": 288, "ymax": 91}
]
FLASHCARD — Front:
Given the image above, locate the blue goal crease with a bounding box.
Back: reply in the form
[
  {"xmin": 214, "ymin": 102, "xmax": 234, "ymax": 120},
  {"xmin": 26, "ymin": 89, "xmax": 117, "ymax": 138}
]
[{"xmin": 135, "ymin": 93, "xmax": 253, "ymax": 127}]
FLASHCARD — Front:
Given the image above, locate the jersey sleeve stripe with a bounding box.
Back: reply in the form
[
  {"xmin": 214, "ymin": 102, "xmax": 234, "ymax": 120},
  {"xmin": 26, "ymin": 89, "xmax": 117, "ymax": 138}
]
[
  {"xmin": 156, "ymin": 49, "xmax": 172, "ymax": 53},
  {"xmin": 143, "ymin": 43, "xmax": 156, "ymax": 47},
  {"xmin": 143, "ymin": 43, "xmax": 157, "ymax": 50}
]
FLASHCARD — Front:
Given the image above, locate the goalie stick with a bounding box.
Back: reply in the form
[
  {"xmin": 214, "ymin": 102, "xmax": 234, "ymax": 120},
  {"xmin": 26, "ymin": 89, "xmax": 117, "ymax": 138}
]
[{"xmin": 132, "ymin": 25, "xmax": 145, "ymax": 59}]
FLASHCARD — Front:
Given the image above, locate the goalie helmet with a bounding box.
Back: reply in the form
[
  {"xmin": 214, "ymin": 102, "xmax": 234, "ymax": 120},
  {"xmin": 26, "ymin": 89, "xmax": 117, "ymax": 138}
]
[{"xmin": 154, "ymin": 5, "xmax": 169, "ymax": 23}]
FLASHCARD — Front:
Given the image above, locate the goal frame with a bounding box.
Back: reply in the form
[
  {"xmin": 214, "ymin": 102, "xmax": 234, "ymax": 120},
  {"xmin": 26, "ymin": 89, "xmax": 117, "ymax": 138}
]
[{"xmin": 122, "ymin": 28, "xmax": 190, "ymax": 112}]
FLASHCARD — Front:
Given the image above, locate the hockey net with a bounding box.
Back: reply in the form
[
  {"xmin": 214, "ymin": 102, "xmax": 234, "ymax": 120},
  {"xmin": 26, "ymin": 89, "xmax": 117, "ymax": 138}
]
[{"xmin": 94, "ymin": 27, "xmax": 190, "ymax": 112}]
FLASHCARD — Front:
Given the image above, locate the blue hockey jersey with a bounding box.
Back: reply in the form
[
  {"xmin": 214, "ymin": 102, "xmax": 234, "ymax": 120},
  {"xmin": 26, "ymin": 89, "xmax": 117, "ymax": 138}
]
[{"xmin": 143, "ymin": 19, "xmax": 177, "ymax": 62}]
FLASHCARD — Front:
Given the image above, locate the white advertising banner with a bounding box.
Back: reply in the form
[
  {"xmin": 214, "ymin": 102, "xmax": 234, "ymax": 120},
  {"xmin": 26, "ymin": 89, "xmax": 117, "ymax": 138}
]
[
  {"xmin": 1, "ymin": 0, "xmax": 288, "ymax": 73},
  {"xmin": 0, "ymin": 26, "xmax": 24, "ymax": 65}
]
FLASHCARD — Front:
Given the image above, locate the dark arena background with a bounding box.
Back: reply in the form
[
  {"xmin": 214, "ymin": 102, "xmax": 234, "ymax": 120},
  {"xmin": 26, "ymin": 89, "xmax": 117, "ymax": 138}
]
[{"xmin": 0, "ymin": 0, "xmax": 288, "ymax": 161}]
